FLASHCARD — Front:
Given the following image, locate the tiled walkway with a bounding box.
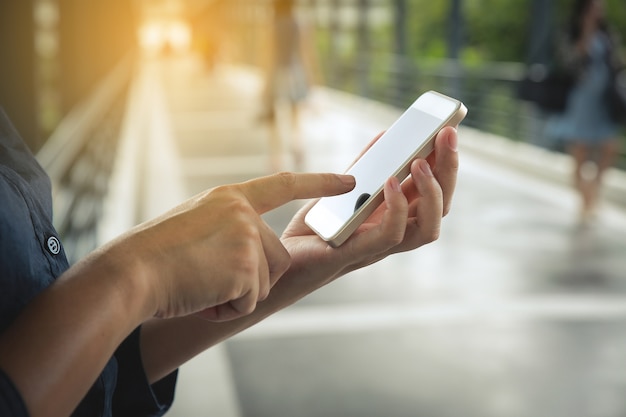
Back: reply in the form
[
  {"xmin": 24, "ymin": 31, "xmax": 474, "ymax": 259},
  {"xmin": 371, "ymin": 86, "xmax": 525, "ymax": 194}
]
[{"xmin": 114, "ymin": 53, "xmax": 626, "ymax": 417}]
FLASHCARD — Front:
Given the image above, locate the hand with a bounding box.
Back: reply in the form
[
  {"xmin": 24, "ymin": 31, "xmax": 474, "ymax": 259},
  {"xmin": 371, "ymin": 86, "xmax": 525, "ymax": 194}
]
[
  {"xmin": 280, "ymin": 126, "xmax": 459, "ymax": 285},
  {"xmin": 105, "ymin": 172, "xmax": 355, "ymax": 322},
  {"xmin": 133, "ymin": 128, "xmax": 457, "ymax": 385}
]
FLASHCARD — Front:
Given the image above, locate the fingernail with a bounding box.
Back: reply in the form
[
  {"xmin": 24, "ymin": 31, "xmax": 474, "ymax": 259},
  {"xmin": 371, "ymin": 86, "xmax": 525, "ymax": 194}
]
[
  {"xmin": 339, "ymin": 174, "xmax": 356, "ymax": 187},
  {"xmin": 447, "ymin": 131, "xmax": 458, "ymax": 152},
  {"xmin": 389, "ymin": 176, "xmax": 402, "ymax": 192},
  {"xmin": 419, "ymin": 160, "xmax": 433, "ymax": 177}
]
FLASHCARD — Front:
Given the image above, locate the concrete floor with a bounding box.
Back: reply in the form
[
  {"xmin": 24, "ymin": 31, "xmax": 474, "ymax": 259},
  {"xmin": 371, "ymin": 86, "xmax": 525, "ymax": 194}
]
[{"xmin": 117, "ymin": 53, "xmax": 626, "ymax": 417}]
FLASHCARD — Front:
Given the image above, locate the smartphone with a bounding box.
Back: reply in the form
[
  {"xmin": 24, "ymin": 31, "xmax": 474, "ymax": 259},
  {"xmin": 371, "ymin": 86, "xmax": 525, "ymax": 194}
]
[{"xmin": 304, "ymin": 90, "xmax": 467, "ymax": 247}]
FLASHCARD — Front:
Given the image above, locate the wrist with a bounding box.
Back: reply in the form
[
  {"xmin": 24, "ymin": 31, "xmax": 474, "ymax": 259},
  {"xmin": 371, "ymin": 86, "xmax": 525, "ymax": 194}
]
[{"xmin": 88, "ymin": 238, "xmax": 157, "ymax": 324}]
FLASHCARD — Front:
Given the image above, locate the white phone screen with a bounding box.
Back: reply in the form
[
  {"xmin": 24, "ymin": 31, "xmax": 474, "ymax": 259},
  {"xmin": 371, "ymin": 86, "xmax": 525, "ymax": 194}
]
[
  {"xmin": 305, "ymin": 91, "xmax": 464, "ymax": 245},
  {"xmin": 310, "ymin": 114, "xmax": 442, "ymax": 238}
]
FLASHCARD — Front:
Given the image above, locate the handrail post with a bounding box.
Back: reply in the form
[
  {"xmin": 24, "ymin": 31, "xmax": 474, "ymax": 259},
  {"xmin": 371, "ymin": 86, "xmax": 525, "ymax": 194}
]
[
  {"xmin": 356, "ymin": 0, "xmax": 370, "ymax": 97},
  {"xmin": 447, "ymin": 0, "xmax": 464, "ymax": 98}
]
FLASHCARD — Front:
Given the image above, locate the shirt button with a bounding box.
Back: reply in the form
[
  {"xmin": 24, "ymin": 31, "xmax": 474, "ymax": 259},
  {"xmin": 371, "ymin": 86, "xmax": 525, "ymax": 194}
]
[{"xmin": 46, "ymin": 235, "xmax": 61, "ymax": 255}]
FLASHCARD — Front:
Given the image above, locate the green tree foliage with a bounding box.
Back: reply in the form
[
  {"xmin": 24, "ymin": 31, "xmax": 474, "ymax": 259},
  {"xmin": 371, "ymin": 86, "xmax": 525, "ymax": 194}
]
[
  {"xmin": 406, "ymin": 1, "xmax": 449, "ymax": 58},
  {"xmin": 464, "ymin": 0, "xmax": 530, "ymax": 62},
  {"xmin": 400, "ymin": 0, "xmax": 626, "ymax": 63}
]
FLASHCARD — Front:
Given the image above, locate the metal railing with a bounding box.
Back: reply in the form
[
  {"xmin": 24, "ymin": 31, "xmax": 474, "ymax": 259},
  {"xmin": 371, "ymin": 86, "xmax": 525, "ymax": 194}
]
[
  {"xmin": 36, "ymin": 56, "xmax": 134, "ymax": 264},
  {"xmin": 321, "ymin": 53, "xmax": 626, "ymax": 169}
]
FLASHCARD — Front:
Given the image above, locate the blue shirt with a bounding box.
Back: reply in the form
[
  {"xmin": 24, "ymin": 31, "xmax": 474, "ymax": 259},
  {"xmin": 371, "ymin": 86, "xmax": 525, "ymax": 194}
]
[{"xmin": 0, "ymin": 108, "xmax": 177, "ymax": 417}]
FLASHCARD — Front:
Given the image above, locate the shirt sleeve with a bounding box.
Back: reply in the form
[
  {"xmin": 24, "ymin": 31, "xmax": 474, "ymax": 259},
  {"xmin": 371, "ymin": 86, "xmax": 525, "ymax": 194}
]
[
  {"xmin": 0, "ymin": 368, "xmax": 30, "ymax": 417},
  {"xmin": 112, "ymin": 327, "xmax": 178, "ymax": 417}
]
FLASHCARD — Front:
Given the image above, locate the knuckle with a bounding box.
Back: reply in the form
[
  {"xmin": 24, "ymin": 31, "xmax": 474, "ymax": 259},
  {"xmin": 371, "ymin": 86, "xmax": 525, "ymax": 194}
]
[
  {"xmin": 207, "ymin": 184, "xmax": 236, "ymax": 199},
  {"xmin": 382, "ymin": 229, "xmax": 405, "ymax": 249},
  {"xmin": 235, "ymin": 221, "xmax": 260, "ymax": 241},
  {"xmin": 390, "ymin": 232, "xmax": 405, "ymax": 247},
  {"xmin": 274, "ymin": 171, "xmax": 298, "ymax": 194},
  {"xmin": 220, "ymin": 199, "xmax": 258, "ymax": 229},
  {"xmin": 258, "ymin": 284, "xmax": 270, "ymax": 302},
  {"xmin": 275, "ymin": 171, "xmax": 297, "ymax": 185},
  {"xmin": 424, "ymin": 227, "xmax": 441, "ymax": 244},
  {"xmin": 240, "ymin": 300, "xmax": 256, "ymax": 315},
  {"xmin": 199, "ymin": 185, "xmax": 241, "ymax": 209},
  {"xmin": 410, "ymin": 218, "xmax": 440, "ymax": 245},
  {"xmin": 441, "ymin": 151, "xmax": 459, "ymax": 169},
  {"xmin": 232, "ymin": 248, "xmax": 259, "ymax": 276}
]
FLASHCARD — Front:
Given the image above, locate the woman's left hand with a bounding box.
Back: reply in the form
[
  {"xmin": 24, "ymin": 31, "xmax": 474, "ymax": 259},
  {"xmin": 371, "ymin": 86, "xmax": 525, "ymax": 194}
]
[{"xmin": 280, "ymin": 126, "xmax": 459, "ymax": 286}]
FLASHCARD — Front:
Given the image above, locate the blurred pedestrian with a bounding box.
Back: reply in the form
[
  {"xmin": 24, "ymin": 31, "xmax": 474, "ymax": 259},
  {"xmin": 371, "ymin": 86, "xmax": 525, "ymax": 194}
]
[
  {"xmin": 192, "ymin": 1, "xmax": 226, "ymax": 72},
  {"xmin": 259, "ymin": 0, "xmax": 319, "ymax": 171},
  {"xmin": 546, "ymin": 0, "xmax": 624, "ymax": 223}
]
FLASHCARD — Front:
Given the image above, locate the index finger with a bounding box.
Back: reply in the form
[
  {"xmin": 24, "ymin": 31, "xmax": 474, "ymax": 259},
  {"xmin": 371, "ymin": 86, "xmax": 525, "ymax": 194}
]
[{"xmin": 239, "ymin": 172, "xmax": 356, "ymax": 214}]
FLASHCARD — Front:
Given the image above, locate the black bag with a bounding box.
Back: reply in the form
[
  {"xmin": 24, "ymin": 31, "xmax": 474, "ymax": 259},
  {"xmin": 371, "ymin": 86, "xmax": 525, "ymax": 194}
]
[{"xmin": 518, "ymin": 63, "xmax": 576, "ymax": 113}]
